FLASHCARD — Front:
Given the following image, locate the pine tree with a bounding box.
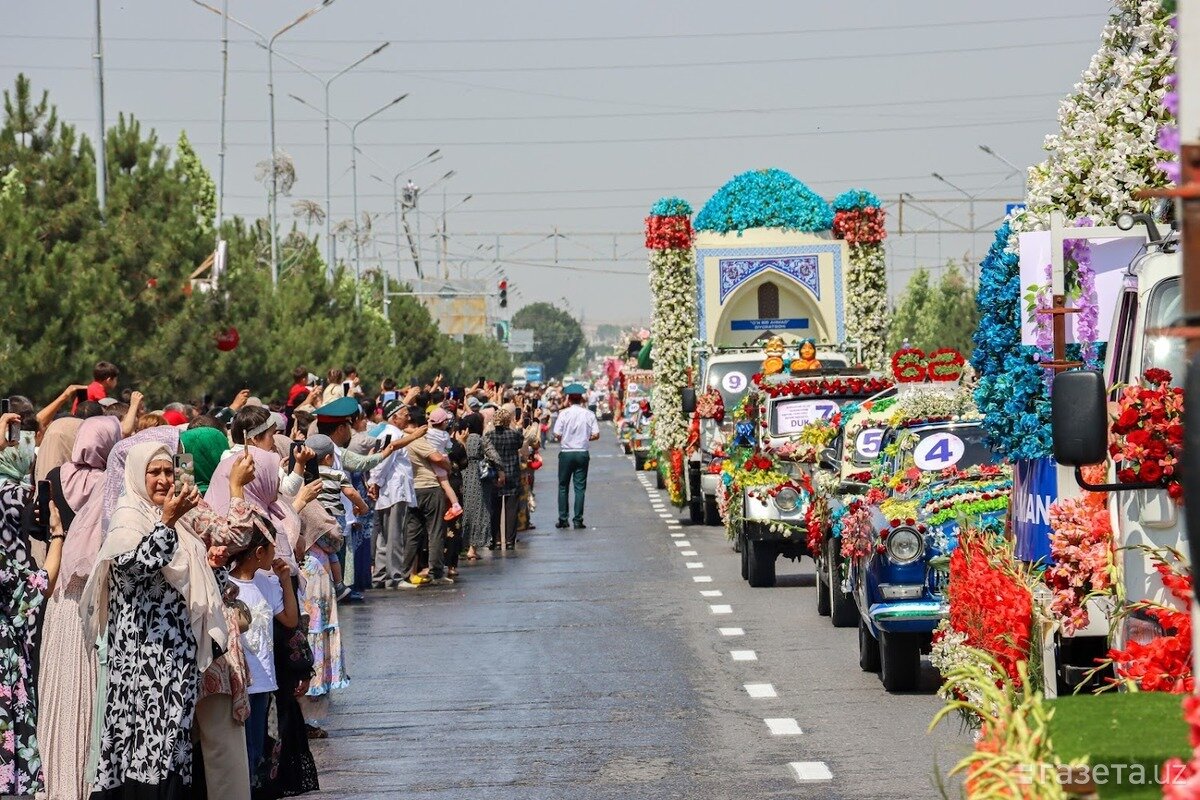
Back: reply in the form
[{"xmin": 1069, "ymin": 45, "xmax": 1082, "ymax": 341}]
[
  {"xmin": 887, "ymin": 268, "xmax": 931, "ymax": 351},
  {"xmin": 914, "ymin": 264, "xmax": 978, "ymax": 355}
]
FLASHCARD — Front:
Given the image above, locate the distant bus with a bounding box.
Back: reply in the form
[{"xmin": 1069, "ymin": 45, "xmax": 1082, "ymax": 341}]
[{"xmin": 523, "ymin": 362, "xmax": 545, "ymax": 384}]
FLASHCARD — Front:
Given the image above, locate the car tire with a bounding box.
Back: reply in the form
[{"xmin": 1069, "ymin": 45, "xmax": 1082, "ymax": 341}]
[
  {"xmin": 745, "ymin": 536, "xmax": 776, "ymax": 588},
  {"xmin": 859, "ymin": 619, "xmax": 880, "ymax": 672},
  {"xmin": 622, "ymin": 442, "xmax": 632, "ymax": 454},
  {"xmin": 634, "ymin": 453, "xmax": 646, "ymax": 470},
  {"xmin": 689, "ymin": 498, "xmax": 705, "ymax": 524},
  {"xmin": 828, "ymin": 538, "xmax": 858, "ymax": 629},
  {"xmin": 656, "ymin": 470, "xmax": 666, "ymax": 489},
  {"xmin": 703, "ymin": 496, "xmax": 721, "ymax": 526},
  {"xmin": 740, "ymin": 535, "xmax": 749, "ymax": 580},
  {"xmin": 815, "ymin": 547, "xmax": 831, "ymax": 616},
  {"xmin": 879, "ymin": 631, "xmax": 922, "ymax": 692}
]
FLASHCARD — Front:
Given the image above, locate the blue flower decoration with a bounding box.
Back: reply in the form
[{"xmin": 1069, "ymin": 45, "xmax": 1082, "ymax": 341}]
[
  {"xmin": 695, "ymin": 168, "xmax": 833, "ymax": 234},
  {"xmin": 649, "ymin": 196, "xmax": 693, "ymax": 217},
  {"xmin": 832, "ymin": 188, "xmax": 882, "ymax": 211}
]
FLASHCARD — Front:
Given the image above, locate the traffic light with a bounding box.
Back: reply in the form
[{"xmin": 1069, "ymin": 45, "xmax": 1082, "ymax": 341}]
[{"xmin": 498, "ymin": 278, "xmax": 508, "ymax": 308}]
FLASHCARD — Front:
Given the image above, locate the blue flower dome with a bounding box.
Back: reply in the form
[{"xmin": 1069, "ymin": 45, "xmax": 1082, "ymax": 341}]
[{"xmin": 694, "ymin": 168, "xmax": 833, "ymax": 235}]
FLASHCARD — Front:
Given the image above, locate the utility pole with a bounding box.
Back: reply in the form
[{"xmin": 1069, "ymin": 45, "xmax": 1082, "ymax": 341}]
[
  {"xmin": 92, "ymin": 0, "xmax": 107, "ymax": 217},
  {"xmin": 215, "ymin": 0, "xmax": 228, "ymax": 237}
]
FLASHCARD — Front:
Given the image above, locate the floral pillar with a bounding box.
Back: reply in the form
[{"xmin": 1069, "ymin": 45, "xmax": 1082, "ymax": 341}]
[
  {"xmin": 832, "ymin": 189, "xmax": 888, "ymax": 371},
  {"xmin": 646, "ymin": 197, "xmax": 696, "ymax": 506}
]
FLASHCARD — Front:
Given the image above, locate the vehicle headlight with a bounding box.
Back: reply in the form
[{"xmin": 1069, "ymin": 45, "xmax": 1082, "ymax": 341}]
[
  {"xmin": 774, "ymin": 487, "xmax": 800, "ymax": 512},
  {"xmin": 885, "ymin": 527, "xmax": 923, "ymax": 564}
]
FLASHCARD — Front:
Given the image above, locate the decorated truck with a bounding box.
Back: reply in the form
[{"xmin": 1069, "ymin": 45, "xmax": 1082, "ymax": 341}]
[
  {"xmin": 716, "ymin": 342, "xmax": 890, "ymax": 587},
  {"xmin": 673, "ymin": 172, "xmax": 890, "ymax": 527}
]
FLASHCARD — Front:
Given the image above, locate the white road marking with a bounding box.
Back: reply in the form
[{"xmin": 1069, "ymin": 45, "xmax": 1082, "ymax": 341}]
[
  {"xmin": 700, "ymin": 590, "xmax": 723, "ymax": 597},
  {"xmin": 667, "ymin": 525, "xmax": 683, "ymax": 530},
  {"xmin": 730, "ymin": 650, "xmax": 757, "ymax": 661},
  {"xmin": 719, "ymin": 627, "xmax": 744, "ymax": 636},
  {"xmin": 693, "ymin": 576, "xmax": 713, "ymax": 583},
  {"xmin": 744, "ymin": 683, "xmax": 777, "ymax": 698},
  {"xmin": 765, "ymin": 718, "xmax": 803, "ymax": 735},
  {"xmin": 685, "ymin": 562, "xmax": 704, "ymax": 569},
  {"xmin": 658, "ymin": 514, "xmax": 674, "ymax": 519},
  {"xmin": 789, "ymin": 762, "xmax": 832, "ymax": 782},
  {"xmin": 709, "ymin": 604, "xmax": 732, "ymax": 614},
  {"xmin": 681, "ymin": 550, "xmax": 698, "ymax": 556},
  {"xmin": 670, "ymin": 533, "xmax": 685, "ymax": 538},
  {"xmin": 674, "ymin": 540, "xmax": 691, "ymax": 547}
]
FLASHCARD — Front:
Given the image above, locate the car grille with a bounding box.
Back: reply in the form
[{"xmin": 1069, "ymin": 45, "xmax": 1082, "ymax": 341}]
[{"xmin": 927, "ymin": 565, "xmax": 949, "ymax": 598}]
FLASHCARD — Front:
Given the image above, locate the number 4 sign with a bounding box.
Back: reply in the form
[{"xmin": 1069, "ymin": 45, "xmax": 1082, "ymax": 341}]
[{"xmin": 913, "ymin": 432, "xmax": 965, "ymax": 471}]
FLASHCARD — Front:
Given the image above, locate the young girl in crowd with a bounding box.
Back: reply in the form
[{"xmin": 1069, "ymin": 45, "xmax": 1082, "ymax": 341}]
[
  {"xmin": 427, "ymin": 408, "xmax": 464, "ymax": 522},
  {"xmin": 227, "ymin": 516, "xmax": 298, "ymax": 782}
]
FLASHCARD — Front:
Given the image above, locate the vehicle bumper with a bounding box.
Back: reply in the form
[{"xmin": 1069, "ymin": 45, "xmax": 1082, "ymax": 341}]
[
  {"xmin": 868, "ymin": 601, "xmax": 947, "ymax": 634},
  {"xmin": 701, "ymin": 472, "xmax": 720, "ymax": 497}
]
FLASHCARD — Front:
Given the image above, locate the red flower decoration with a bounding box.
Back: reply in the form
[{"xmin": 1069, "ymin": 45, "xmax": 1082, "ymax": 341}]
[
  {"xmin": 891, "ymin": 348, "xmax": 927, "ymax": 382},
  {"xmin": 644, "ymin": 214, "xmax": 694, "ymax": 250}
]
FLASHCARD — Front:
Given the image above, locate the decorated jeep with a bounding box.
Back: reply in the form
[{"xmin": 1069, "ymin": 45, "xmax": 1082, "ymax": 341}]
[
  {"xmin": 841, "ymin": 349, "xmax": 1013, "ymax": 692},
  {"xmin": 718, "ymin": 340, "xmax": 889, "ymax": 587}
]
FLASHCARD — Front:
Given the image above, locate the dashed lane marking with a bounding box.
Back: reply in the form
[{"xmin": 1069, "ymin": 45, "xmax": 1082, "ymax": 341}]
[
  {"xmin": 730, "ymin": 650, "xmax": 757, "ymax": 661},
  {"xmin": 700, "ymin": 590, "xmax": 723, "ymax": 597},
  {"xmin": 709, "ymin": 604, "xmax": 732, "ymax": 614},
  {"xmin": 681, "ymin": 550, "xmax": 698, "ymax": 556},
  {"xmin": 693, "ymin": 576, "xmax": 713, "ymax": 583},
  {"xmin": 674, "ymin": 540, "xmax": 691, "ymax": 547},
  {"xmin": 719, "ymin": 627, "xmax": 744, "ymax": 636},
  {"xmin": 765, "ymin": 718, "xmax": 803, "ymax": 736},
  {"xmin": 789, "ymin": 762, "xmax": 833, "ymax": 782},
  {"xmin": 685, "ymin": 562, "xmax": 704, "ymax": 569},
  {"xmin": 670, "ymin": 533, "xmax": 685, "ymax": 538},
  {"xmin": 744, "ymin": 683, "xmax": 777, "ymax": 698}
]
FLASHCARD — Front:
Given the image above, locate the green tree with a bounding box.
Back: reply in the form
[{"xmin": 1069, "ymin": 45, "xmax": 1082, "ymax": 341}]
[
  {"xmin": 888, "ymin": 268, "xmax": 931, "ymax": 351},
  {"xmin": 511, "ymin": 302, "xmax": 583, "ymax": 379},
  {"xmin": 914, "ymin": 264, "xmax": 977, "ymax": 356}
]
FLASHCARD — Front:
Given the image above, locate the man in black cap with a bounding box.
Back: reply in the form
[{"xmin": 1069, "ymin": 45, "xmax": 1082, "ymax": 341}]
[{"xmin": 553, "ymin": 382, "xmax": 600, "ymax": 529}]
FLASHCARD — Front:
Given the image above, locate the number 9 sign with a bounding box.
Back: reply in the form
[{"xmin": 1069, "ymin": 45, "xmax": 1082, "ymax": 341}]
[
  {"xmin": 721, "ymin": 371, "xmax": 747, "ymax": 394},
  {"xmin": 855, "ymin": 428, "xmax": 884, "ymax": 459},
  {"xmin": 913, "ymin": 432, "xmax": 965, "ymax": 471}
]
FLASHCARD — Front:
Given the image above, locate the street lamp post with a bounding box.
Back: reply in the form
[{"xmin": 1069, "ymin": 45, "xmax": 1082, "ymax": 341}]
[
  {"xmin": 978, "ymin": 144, "xmax": 1024, "ymax": 179},
  {"xmin": 351, "ymin": 95, "xmax": 408, "ymax": 309},
  {"xmin": 370, "ymin": 148, "xmax": 441, "ymax": 281},
  {"xmin": 932, "ymin": 172, "xmax": 978, "ymax": 265},
  {"xmin": 190, "ymin": 0, "xmax": 337, "ymax": 287},
  {"xmin": 440, "ymin": 194, "xmax": 473, "ymax": 280}
]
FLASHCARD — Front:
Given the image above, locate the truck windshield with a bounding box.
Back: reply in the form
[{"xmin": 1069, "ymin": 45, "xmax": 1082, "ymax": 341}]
[
  {"xmin": 705, "ymin": 360, "xmax": 762, "ymax": 409},
  {"xmin": 1142, "ymin": 277, "xmax": 1184, "ymax": 387},
  {"xmin": 905, "ymin": 425, "xmax": 993, "ymax": 473}
]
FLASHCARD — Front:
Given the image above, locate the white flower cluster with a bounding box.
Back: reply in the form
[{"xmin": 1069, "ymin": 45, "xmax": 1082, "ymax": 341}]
[
  {"xmin": 929, "ymin": 621, "xmax": 989, "ymax": 731},
  {"xmin": 1026, "ymin": 0, "xmax": 1176, "ymax": 224},
  {"xmin": 844, "ymin": 243, "xmax": 889, "ymax": 371},
  {"xmin": 648, "ymin": 247, "xmax": 698, "ymax": 453}
]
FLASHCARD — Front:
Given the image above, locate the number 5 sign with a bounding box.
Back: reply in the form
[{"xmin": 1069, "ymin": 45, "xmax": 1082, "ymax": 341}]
[
  {"xmin": 855, "ymin": 428, "xmax": 884, "ymax": 459},
  {"xmin": 913, "ymin": 432, "xmax": 965, "ymax": 471}
]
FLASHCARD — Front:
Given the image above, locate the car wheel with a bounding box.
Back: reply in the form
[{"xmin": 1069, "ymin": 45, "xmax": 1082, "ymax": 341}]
[
  {"xmin": 703, "ymin": 495, "xmax": 721, "ymax": 526},
  {"xmin": 656, "ymin": 470, "xmax": 666, "ymax": 489},
  {"xmin": 740, "ymin": 535, "xmax": 749, "ymax": 580},
  {"xmin": 634, "ymin": 453, "xmax": 646, "ymax": 470},
  {"xmin": 622, "ymin": 442, "xmax": 632, "ymax": 454},
  {"xmin": 859, "ymin": 619, "xmax": 880, "ymax": 672},
  {"xmin": 828, "ymin": 538, "xmax": 859, "ymax": 628},
  {"xmin": 745, "ymin": 536, "xmax": 776, "ymax": 588},
  {"xmin": 815, "ymin": 547, "xmax": 831, "ymax": 616},
  {"xmin": 879, "ymin": 631, "xmax": 922, "ymax": 692},
  {"xmin": 689, "ymin": 498, "xmax": 705, "ymax": 524}
]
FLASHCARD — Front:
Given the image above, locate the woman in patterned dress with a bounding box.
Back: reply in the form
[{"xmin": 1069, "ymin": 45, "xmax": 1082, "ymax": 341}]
[
  {"xmin": 0, "ymin": 478, "xmax": 66, "ymax": 798},
  {"xmin": 461, "ymin": 413, "xmax": 499, "ymax": 560},
  {"xmin": 81, "ymin": 442, "xmax": 225, "ymax": 800}
]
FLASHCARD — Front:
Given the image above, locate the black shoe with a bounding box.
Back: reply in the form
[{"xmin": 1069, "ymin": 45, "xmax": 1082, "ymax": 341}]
[
  {"xmin": 573, "ymin": 521, "xmax": 586, "ymax": 529},
  {"xmin": 555, "ymin": 520, "xmax": 569, "ymax": 529}
]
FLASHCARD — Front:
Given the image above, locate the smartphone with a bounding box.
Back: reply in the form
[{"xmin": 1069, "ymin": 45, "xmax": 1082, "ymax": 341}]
[
  {"xmin": 1, "ymin": 399, "xmax": 16, "ymax": 444},
  {"xmin": 36, "ymin": 479, "xmax": 51, "ymax": 532},
  {"xmin": 381, "ymin": 434, "xmax": 393, "ymax": 451},
  {"xmin": 173, "ymin": 453, "xmax": 195, "ymax": 493},
  {"xmin": 288, "ymin": 441, "xmax": 303, "ymax": 473},
  {"xmin": 382, "ymin": 390, "xmax": 397, "ymax": 403},
  {"xmin": 75, "ymin": 388, "xmax": 88, "ymax": 404},
  {"xmin": 304, "ymin": 458, "xmax": 320, "ymax": 484},
  {"xmin": 343, "ymin": 381, "xmax": 351, "ymax": 397}
]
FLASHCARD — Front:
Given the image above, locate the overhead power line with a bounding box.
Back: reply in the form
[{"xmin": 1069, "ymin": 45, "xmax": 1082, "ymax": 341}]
[{"xmin": 0, "ymin": 13, "xmax": 1103, "ymax": 45}]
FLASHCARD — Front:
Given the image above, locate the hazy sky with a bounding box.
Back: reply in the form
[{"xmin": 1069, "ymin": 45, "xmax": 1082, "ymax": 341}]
[{"xmin": 3, "ymin": 1, "xmax": 1106, "ymax": 324}]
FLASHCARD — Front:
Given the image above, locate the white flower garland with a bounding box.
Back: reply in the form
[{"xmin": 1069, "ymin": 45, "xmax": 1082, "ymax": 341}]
[
  {"xmin": 648, "ymin": 246, "xmax": 697, "ymax": 453},
  {"xmin": 844, "ymin": 242, "xmax": 889, "ymax": 370}
]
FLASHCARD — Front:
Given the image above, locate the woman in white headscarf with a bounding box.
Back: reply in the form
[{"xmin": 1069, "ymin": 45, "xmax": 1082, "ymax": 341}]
[{"xmin": 81, "ymin": 442, "xmax": 222, "ymax": 800}]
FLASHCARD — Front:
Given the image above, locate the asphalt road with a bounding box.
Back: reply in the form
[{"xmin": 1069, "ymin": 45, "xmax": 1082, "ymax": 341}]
[{"xmin": 310, "ymin": 429, "xmax": 969, "ymax": 799}]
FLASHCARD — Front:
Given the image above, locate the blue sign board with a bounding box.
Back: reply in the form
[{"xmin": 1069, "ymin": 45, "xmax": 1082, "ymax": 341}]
[
  {"xmin": 1012, "ymin": 457, "xmax": 1057, "ymax": 564},
  {"xmin": 731, "ymin": 318, "xmax": 810, "ymax": 332}
]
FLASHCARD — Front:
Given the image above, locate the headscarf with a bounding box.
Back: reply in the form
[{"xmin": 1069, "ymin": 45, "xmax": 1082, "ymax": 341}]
[
  {"xmin": 59, "ymin": 425, "xmax": 180, "ymax": 590},
  {"xmin": 0, "ymin": 433, "xmax": 35, "ymax": 486},
  {"xmin": 180, "ymin": 427, "xmax": 230, "ymax": 494},
  {"xmin": 206, "ymin": 445, "xmax": 303, "ymax": 572},
  {"xmin": 272, "ymin": 433, "xmax": 340, "ymax": 552},
  {"xmin": 0, "ymin": 483, "xmax": 36, "ymax": 617},
  {"xmin": 60, "ymin": 415, "xmax": 122, "ymax": 512},
  {"xmin": 81, "ymin": 442, "xmax": 226, "ymax": 671},
  {"xmin": 35, "ymin": 417, "xmax": 82, "ymax": 482}
]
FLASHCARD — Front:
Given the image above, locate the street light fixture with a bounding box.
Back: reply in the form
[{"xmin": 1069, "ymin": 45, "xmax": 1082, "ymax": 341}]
[
  {"xmin": 371, "ymin": 148, "xmax": 442, "ymax": 282},
  {"xmin": 269, "ymin": 43, "xmax": 390, "ymax": 278},
  {"xmin": 978, "ymin": 144, "xmax": 1024, "ymax": 178},
  {"xmin": 190, "ymin": 0, "xmax": 337, "ymax": 287}
]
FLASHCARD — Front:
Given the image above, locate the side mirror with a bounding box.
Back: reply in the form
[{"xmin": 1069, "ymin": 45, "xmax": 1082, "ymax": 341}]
[
  {"xmin": 681, "ymin": 387, "xmax": 697, "ymax": 414},
  {"xmin": 819, "ymin": 447, "xmax": 838, "ymax": 471},
  {"xmin": 1051, "ymin": 370, "xmax": 1108, "ymax": 467}
]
